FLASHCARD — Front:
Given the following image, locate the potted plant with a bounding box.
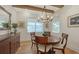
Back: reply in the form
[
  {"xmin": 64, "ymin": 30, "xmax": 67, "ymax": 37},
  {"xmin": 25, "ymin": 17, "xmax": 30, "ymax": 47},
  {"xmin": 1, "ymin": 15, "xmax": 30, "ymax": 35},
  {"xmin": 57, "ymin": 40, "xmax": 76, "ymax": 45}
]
[
  {"xmin": 12, "ymin": 23, "xmax": 18, "ymax": 34},
  {"xmin": 2, "ymin": 22, "xmax": 10, "ymax": 30},
  {"xmin": 42, "ymin": 31, "xmax": 48, "ymax": 36}
]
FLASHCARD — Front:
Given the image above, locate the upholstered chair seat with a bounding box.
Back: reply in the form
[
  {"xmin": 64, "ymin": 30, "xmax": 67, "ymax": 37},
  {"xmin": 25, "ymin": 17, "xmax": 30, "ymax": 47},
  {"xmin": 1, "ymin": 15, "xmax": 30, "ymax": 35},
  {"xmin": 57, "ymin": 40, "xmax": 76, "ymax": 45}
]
[{"xmin": 38, "ymin": 44, "xmax": 52, "ymax": 52}]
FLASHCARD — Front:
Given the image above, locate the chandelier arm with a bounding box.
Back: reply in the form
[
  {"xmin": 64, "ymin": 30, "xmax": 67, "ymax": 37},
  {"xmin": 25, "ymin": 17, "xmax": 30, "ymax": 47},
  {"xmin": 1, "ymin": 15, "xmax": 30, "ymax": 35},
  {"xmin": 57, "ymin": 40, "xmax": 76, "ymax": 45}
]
[{"xmin": 39, "ymin": 5, "xmax": 53, "ymax": 23}]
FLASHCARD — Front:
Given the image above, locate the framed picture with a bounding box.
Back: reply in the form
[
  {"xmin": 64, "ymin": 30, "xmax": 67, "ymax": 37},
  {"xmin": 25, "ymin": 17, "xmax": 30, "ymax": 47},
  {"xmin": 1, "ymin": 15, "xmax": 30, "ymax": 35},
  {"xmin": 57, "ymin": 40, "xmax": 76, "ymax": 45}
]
[{"xmin": 68, "ymin": 13, "xmax": 79, "ymax": 27}]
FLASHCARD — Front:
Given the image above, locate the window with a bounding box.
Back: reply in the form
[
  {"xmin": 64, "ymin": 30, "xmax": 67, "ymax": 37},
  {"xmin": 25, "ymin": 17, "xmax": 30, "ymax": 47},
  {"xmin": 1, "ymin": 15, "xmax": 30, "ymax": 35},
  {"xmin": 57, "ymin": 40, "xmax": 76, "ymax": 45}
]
[
  {"xmin": 27, "ymin": 22, "xmax": 43, "ymax": 32},
  {"xmin": 52, "ymin": 21, "xmax": 60, "ymax": 33},
  {"xmin": 27, "ymin": 22, "xmax": 35, "ymax": 32},
  {"xmin": 0, "ymin": 20, "xmax": 5, "ymax": 28}
]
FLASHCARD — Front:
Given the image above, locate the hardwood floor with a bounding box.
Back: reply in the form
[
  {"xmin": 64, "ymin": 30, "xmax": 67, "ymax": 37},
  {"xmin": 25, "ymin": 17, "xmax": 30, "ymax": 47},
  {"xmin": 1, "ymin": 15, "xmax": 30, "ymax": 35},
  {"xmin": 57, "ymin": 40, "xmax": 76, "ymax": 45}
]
[
  {"xmin": 16, "ymin": 41, "xmax": 37, "ymax": 54},
  {"xmin": 16, "ymin": 41, "xmax": 78, "ymax": 54}
]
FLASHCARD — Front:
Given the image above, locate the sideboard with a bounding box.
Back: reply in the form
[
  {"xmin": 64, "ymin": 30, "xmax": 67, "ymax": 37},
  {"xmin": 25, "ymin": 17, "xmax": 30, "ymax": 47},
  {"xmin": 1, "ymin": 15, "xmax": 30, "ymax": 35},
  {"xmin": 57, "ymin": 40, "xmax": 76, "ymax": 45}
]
[{"xmin": 0, "ymin": 33, "xmax": 20, "ymax": 54}]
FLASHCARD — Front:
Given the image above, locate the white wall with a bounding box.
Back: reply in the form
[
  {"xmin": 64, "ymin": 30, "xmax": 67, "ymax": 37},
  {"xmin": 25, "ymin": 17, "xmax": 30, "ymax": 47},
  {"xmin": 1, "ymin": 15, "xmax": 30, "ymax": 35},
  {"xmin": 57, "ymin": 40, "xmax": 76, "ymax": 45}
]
[
  {"xmin": 0, "ymin": 8, "xmax": 9, "ymax": 22},
  {"xmin": 1, "ymin": 5, "xmax": 17, "ymax": 23},
  {"xmin": 52, "ymin": 5, "xmax": 79, "ymax": 52},
  {"xmin": 15, "ymin": 9, "xmax": 31, "ymax": 41}
]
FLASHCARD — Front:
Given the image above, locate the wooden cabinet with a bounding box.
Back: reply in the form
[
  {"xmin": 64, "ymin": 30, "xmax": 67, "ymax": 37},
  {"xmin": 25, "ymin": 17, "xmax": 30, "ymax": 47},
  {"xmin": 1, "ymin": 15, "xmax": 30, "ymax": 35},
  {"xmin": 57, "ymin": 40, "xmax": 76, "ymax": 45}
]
[
  {"xmin": 0, "ymin": 33, "xmax": 20, "ymax": 54},
  {"xmin": 10, "ymin": 35, "xmax": 16, "ymax": 53},
  {"xmin": 15, "ymin": 33, "xmax": 20, "ymax": 51},
  {"xmin": 10, "ymin": 33, "xmax": 20, "ymax": 53},
  {"xmin": 0, "ymin": 38, "xmax": 10, "ymax": 54}
]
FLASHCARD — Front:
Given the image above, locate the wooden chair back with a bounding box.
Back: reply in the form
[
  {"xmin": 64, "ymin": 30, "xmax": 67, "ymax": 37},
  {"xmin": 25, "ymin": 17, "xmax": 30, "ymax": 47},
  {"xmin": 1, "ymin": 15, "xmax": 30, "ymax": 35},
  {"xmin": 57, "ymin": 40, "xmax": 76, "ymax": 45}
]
[
  {"xmin": 61, "ymin": 33, "xmax": 68, "ymax": 48},
  {"xmin": 30, "ymin": 32, "xmax": 35, "ymax": 41},
  {"xmin": 35, "ymin": 36, "xmax": 49, "ymax": 53},
  {"xmin": 30, "ymin": 32, "xmax": 35, "ymax": 36},
  {"xmin": 30, "ymin": 32, "xmax": 36, "ymax": 48}
]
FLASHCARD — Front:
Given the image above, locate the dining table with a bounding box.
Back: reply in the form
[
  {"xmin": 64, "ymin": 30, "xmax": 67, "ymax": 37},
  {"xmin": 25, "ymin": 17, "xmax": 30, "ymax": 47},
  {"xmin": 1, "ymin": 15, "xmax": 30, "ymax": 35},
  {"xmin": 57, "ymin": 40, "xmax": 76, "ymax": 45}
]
[
  {"xmin": 47, "ymin": 36, "xmax": 61, "ymax": 45},
  {"xmin": 35, "ymin": 35, "xmax": 61, "ymax": 45},
  {"xmin": 35, "ymin": 35, "xmax": 61, "ymax": 54}
]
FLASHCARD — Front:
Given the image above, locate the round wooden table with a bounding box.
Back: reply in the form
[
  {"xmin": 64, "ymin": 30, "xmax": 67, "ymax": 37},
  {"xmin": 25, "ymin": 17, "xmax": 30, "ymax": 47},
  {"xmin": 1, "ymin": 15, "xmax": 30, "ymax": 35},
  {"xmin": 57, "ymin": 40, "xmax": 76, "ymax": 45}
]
[
  {"xmin": 47, "ymin": 36, "xmax": 60, "ymax": 45},
  {"xmin": 35, "ymin": 35, "xmax": 60, "ymax": 54},
  {"xmin": 36, "ymin": 35, "xmax": 60, "ymax": 45}
]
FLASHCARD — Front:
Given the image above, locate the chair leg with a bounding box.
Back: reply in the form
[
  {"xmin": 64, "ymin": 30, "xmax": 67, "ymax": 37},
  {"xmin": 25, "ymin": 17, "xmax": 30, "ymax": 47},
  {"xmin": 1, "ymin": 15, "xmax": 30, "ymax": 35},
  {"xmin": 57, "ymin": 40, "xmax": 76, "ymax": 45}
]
[
  {"xmin": 62, "ymin": 49, "xmax": 65, "ymax": 54},
  {"xmin": 31, "ymin": 42, "xmax": 33, "ymax": 48},
  {"xmin": 37, "ymin": 50, "xmax": 39, "ymax": 54},
  {"xmin": 51, "ymin": 48, "xmax": 55, "ymax": 54}
]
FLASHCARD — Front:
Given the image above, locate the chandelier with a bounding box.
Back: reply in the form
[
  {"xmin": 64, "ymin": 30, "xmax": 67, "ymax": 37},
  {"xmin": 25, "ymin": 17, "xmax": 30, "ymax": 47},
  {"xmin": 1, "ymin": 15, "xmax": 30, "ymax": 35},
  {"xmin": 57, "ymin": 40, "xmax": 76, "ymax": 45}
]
[{"xmin": 39, "ymin": 6, "xmax": 53, "ymax": 23}]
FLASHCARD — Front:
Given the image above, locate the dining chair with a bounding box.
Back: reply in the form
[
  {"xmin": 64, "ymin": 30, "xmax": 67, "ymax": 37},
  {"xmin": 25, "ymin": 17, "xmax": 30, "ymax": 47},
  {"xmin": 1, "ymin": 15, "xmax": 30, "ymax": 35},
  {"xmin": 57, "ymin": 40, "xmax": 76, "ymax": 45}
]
[
  {"xmin": 30, "ymin": 32, "xmax": 36, "ymax": 48},
  {"xmin": 52, "ymin": 33, "xmax": 68, "ymax": 54},
  {"xmin": 35, "ymin": 36, "xmax": 52, "ymax": 54}
]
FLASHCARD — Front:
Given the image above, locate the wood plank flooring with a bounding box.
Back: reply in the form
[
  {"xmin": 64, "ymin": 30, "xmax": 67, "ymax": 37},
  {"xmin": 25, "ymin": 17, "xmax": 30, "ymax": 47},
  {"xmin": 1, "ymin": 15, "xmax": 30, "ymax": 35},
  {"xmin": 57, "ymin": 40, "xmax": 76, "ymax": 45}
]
[{"xmin": 16, "ymin": 41, "xmax": 78, "ymax": 54}]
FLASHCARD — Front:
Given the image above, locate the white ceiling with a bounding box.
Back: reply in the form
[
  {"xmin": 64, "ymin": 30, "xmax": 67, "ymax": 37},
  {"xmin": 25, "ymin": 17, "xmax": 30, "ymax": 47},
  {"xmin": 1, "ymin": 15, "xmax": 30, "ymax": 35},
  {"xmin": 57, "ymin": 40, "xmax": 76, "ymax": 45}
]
[{"xmin": 13, "ymin": 5, "xmax": 62, "ymax": 19}]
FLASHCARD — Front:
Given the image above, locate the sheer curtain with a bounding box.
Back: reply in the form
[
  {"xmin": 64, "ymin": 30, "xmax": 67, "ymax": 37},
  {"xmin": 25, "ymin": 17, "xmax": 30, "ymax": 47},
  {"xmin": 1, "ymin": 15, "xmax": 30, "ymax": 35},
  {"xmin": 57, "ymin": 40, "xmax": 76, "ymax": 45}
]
[
  {"xmin": 52, "ymin": 21, "xmax": 60, "ymax": 33},
  {"xmin": 27, "ymin": 19, "xmax": 43, "ymax": 32}
]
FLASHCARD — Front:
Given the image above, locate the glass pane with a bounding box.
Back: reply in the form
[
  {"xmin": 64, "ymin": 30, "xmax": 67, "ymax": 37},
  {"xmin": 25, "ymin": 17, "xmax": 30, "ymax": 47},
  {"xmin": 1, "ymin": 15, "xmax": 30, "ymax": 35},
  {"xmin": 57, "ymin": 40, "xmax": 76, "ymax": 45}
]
[
  {"xmin": 36, "ymin": 22, "xmax": 43, "ymax": 32},
  {"xmin": 52, "ymin": 21, "xmax": 60, "ymax": 33},
  {"xmin": 27, "ymin": 21, "xmax": 43, "ymax": 32},
  {"xmin": 27, "ymin": 22, "xmax": 35, "ymax": 32},
  {"xmin": 27, "ymin": 22, "xmax": 35, "ymax": 25}
]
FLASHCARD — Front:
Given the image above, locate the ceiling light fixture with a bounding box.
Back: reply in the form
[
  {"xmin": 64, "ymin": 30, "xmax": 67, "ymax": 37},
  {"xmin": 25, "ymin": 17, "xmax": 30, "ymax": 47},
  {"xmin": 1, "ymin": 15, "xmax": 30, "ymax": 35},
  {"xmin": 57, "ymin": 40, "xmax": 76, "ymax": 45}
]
[{"xmin": 38, "ymin": 5, "xmax": 53, "ymax": 23}]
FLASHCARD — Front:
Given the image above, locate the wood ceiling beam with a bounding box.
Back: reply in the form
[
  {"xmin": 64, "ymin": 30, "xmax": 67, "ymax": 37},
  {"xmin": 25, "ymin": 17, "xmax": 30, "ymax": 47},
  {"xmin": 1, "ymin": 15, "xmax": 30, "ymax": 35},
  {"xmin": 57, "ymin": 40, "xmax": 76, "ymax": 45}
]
[
  {"xmin": 51, "ymin": 5, "xmax": 64, "ymax": 8},
  {"xmin": 12, "ymin": 5, "xmax": 54, "ymax": 13}
]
